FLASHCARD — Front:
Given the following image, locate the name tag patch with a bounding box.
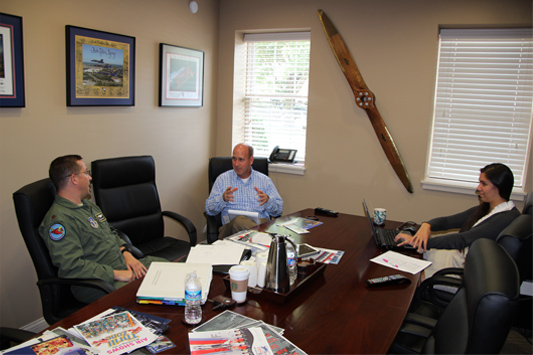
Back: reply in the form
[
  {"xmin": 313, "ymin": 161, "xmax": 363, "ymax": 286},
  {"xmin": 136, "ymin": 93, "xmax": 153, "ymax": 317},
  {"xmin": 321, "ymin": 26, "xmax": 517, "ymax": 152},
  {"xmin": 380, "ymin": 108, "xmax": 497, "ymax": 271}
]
[
  {"xmin": 94, "ymin": 212, "xmax": 106, "ymax": 223},
  {"xmin": 49, "ymin": 224, "xmax": 66, "ymax": 241}
]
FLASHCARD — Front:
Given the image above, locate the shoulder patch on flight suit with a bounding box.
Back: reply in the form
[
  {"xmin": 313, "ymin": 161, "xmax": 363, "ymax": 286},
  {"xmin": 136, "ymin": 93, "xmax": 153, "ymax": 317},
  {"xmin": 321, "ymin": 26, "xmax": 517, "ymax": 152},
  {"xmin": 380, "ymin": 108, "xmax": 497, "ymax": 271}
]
[
  {"xmin": 49, "ymin": 224, "xmax": 66, "ymax": 241},
  {"xmin": 88, "ymin": 217, "xmax": 99, "ymax": 228}
]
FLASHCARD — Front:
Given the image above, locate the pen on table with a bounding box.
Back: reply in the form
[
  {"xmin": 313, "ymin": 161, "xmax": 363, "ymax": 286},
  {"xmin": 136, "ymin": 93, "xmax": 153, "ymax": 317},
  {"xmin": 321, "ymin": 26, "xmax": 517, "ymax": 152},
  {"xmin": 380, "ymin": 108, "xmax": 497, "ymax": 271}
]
[{"xmin": 383, "ymin": 258, "xmax": 399, "ymax": 268}]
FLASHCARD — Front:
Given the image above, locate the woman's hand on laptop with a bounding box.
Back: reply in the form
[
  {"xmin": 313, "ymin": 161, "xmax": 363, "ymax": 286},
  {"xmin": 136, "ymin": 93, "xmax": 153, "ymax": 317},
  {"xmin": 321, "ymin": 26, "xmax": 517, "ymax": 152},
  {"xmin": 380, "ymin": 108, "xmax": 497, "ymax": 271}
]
[
  {"xmin": 396, "ymin": 223, "xmax": 431, "ymax": 252},
  {"xmin": 395, "ymin": 233, "xmax": 415, "ymax": 248}
]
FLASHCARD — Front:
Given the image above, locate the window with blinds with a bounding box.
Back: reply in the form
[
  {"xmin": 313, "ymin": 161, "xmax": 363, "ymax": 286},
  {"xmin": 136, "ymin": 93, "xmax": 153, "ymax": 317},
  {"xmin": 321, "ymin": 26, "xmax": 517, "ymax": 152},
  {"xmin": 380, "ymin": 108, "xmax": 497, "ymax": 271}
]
[
  {"xmin": 241, "ymin": 32, "xmax": 311, "ymax": 161},
  {"xmin": 424, "ymin": 28, "xmax": 532, "ymax": 196}
]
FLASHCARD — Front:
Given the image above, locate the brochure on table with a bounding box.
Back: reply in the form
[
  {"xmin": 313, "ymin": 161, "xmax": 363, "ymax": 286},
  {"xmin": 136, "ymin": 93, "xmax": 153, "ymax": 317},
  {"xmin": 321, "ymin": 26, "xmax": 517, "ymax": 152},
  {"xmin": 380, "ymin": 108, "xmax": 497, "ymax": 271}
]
[
  {"xmin": 73, "ymin": 311, "xmax": 157, "ymax": 355},
  {"xmin": 191, "ymin": 310, "xmax": 306, "ymax": 355}
]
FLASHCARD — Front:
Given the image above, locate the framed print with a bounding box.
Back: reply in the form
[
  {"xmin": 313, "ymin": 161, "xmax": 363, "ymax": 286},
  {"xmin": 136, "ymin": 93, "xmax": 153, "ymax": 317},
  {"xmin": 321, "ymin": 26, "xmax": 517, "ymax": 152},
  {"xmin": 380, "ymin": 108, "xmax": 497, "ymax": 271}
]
[
  {"xmin": 159, "ymin": 43, "xmax": 204, "ymax": 107},
  {"xmin": 66, "ymin": 25, "xmax": 135, "ymax": 106},
  {"xmin": 0, "ymin": 13, "xmax": 25, "ymax": 107}
]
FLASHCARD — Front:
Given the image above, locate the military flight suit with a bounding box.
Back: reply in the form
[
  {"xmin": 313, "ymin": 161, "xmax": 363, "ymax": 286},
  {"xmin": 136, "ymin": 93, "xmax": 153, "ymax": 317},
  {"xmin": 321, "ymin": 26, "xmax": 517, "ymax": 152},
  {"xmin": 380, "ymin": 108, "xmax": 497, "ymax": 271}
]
[{"xmin": 39, "ymin": 196, "xmax": 165, "ymax": 304}]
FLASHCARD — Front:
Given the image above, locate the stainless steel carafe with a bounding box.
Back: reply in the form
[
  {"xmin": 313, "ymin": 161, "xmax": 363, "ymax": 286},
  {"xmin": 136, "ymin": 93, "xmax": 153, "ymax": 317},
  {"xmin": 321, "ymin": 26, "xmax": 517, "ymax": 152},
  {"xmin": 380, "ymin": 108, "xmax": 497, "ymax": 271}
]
[{"xmin": 264, "ymin": 233, "xmax": 297, "ymax": 293}]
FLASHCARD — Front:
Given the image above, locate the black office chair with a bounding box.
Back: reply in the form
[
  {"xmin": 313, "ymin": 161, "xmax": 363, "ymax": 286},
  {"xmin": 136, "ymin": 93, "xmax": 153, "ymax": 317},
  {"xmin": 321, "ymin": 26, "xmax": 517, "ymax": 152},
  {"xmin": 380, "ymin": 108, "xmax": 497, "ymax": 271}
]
[
  {"xmin": 205, "ymin": 156, "xmax": 269, "ymax": 244},
  {"xmin": 13, "ymin": 178, "xmax": 115, "ymax": 325},
  {"xmin": 405, "ymin": 213, "xmax": 532, "ymax": 328},
  {"xmin": 0, "ymin": 327, "xmax": 36, "ymax": 350},
  {"xmin": 523, "ymin": 191, "xmax": 532, "ymax": 215},
  {"xmin": 389, "ymin": 238, "xmax": 519, "ymax": 354},
  {"xmin": 92, "ymin": 156, "xmax": 197, "ymax": 261}
]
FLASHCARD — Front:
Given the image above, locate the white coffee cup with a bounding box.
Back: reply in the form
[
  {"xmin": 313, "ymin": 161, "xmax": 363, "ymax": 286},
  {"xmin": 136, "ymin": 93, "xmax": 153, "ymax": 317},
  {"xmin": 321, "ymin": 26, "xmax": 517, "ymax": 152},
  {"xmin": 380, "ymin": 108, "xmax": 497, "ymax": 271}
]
[
  {"xmin": 240, "ymin": 259, "xmax": 257, "ymax": 287},
  {"xmin": 229, "ymin": 265, "xmax": 249, "ymax": 303},
  {"xmin": 257, "ymin": 261, "xmax": 267, "ymax": 288},
  {"xmin": 373, "ymin": 208, "xmax": 386, "ymax": 225}
]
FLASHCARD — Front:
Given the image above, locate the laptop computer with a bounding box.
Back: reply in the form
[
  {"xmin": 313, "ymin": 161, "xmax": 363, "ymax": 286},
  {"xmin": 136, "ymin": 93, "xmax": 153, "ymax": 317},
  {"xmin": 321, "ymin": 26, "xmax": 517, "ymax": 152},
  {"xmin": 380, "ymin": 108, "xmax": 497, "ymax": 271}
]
[{"xmin": 363, "ymin": 199, "xmax": 413, "ymax": 250}]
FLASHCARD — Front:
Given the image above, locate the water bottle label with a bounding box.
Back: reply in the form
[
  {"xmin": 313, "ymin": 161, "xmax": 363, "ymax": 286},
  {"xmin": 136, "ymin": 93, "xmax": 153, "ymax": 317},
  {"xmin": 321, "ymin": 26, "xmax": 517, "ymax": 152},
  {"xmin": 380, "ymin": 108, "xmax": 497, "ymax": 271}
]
[
  {"xmin": 288, "ymin": 257, "xmax": 296, "ymax": 267},
  {"xmin": 185, "ymin": 289, "xmax": 201, "ymax": 301}
]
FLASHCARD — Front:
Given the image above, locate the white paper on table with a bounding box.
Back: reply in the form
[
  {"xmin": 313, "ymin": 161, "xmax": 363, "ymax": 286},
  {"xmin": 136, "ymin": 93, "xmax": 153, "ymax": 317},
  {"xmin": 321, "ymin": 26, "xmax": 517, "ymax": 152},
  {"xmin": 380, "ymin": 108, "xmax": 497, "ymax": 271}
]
[
  {"xmin": 186, "ymin": 244, "xmax": 245, "ymax": 265},
  {"xmin": 370, "ymin": 250, "xmax": 432, "ymax": 275}
]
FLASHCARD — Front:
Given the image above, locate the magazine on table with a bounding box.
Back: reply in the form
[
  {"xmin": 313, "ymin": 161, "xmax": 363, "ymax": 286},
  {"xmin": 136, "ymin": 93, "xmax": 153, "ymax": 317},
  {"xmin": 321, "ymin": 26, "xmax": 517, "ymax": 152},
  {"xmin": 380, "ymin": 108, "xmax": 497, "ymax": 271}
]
[
  {"xmin": 278, "ymin": 217, "xmax": 323, "ymax": 234},
  {"xmin": 191, "ymin": 310, "xmax": 307, "ymax": 355},
  {"xmin": 192, "ymin": 310, "xmax": 283, "ymax": 335},
  {"xmin": 189, "ymin": 327, "xmax": 272, "ymax": 355},
  {"xmin": 2, "ymin": 327, "xmax": 101, "ymax": 355},
  {"xmin": 73, "ymin": 311, "xmax": 158, "ymax": 355},
  {"xmin": 3, "ymin": 335, "xmax": 96, "ymax": 355}
]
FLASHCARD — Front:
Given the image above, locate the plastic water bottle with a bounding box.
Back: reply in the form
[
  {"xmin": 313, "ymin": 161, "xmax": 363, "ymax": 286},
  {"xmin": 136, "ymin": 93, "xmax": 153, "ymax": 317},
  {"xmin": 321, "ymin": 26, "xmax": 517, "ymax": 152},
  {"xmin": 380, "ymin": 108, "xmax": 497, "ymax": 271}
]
[
  {"xmin": 286, "ymin": 242, "xmax": 297, "ymax": 286},
  {"xmin": 184, "ymin": 271, "xmax": 202, "ymax": 325}
]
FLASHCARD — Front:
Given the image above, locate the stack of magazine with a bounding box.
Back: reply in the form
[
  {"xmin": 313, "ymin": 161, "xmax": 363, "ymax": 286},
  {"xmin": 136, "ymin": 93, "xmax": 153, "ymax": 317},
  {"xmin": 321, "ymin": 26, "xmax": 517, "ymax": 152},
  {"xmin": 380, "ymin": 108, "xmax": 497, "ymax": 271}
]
[
  {"xmin": 2, "ymin": 308, "xmax": 175, "ymax": 355},
  {"xmin": 189, "ymin": 310, "xmax": 307, "ymax": 355}
]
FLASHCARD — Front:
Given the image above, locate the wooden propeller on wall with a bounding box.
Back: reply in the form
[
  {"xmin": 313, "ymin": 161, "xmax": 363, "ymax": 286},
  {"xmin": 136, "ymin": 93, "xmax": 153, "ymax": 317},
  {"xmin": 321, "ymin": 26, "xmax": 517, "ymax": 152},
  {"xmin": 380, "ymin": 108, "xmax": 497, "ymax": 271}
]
[{"xmin": 318, "ymin": 9, "xmax": 414, "ymax": 194}]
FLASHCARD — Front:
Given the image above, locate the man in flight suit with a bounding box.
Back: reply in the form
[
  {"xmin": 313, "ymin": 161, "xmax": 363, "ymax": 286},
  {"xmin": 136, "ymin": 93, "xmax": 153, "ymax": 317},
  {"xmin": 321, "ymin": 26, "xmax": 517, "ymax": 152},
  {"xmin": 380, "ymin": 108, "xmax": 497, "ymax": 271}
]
[{"xmin": 39, "ymin": 155, "xmax": 166, "ymax": 304}]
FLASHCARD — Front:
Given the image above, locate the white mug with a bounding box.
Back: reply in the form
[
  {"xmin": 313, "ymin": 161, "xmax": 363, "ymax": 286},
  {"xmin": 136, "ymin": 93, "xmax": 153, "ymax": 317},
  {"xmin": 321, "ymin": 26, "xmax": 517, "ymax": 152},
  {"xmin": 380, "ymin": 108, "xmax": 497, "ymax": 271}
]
[{"xmin": 373, "ymin": 208, "xmax": 386, "ymax": 225}]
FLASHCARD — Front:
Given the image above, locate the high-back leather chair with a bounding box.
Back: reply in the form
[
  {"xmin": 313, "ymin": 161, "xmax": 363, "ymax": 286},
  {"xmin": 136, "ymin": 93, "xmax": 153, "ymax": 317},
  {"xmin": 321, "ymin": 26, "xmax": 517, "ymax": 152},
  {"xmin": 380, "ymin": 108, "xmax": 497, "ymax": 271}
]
[
  {"xmin": 496, "ymin": 214, "xmax": 532, "ymax": 283},
  {"xmin": 91, "ymin": 156, "xmax": 197, "ymax": 261},
  {"xmin": 522, "ymin": 191, "xmax": 532, "ymax": 215},
  {"xmin": 13, "ymin": 178, "xmax": 115, "ymax": 325},
  {"xmin": 390, "ymin": 238, "xmax": 519, "ymax": 354},
  {"xmin": 205, "ymin": 156, "xmax": 269, "ymax": 243}
]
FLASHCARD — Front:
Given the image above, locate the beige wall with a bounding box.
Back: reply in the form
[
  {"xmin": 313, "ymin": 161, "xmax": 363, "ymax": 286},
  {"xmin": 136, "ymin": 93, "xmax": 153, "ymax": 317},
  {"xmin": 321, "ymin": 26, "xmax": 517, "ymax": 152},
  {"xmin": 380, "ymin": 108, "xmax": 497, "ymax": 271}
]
[
  {"xmin": 0, "ymin": 0, "xmax": 220, "ymax": 328},
  {"xmin": 216, "ymin": 0, "xmax": 532, "ymax": 219},
  {"xmin": 0, "ymin": 0, "xmax": 531, "ymax": 329}
]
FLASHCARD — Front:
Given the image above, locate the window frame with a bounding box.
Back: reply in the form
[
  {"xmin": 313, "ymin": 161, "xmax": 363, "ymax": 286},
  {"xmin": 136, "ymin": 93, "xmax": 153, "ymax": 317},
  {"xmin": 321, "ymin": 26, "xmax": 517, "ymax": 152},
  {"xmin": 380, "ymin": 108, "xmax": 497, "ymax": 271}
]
[
  {"xmin": 232, "ymin": 31, "xmax": 311, "ymax": 174},
  {"xmin": 422, "ymin": 28, "xmax": 532, "ymax": 200}
]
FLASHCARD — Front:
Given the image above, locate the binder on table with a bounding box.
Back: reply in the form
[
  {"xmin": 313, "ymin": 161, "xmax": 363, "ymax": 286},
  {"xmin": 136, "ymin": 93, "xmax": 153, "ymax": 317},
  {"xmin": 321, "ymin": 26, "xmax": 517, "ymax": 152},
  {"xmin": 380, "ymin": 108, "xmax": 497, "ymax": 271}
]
[{"xmin": 136, "ymin": 262, "xmax": 213, "ymax": 305}]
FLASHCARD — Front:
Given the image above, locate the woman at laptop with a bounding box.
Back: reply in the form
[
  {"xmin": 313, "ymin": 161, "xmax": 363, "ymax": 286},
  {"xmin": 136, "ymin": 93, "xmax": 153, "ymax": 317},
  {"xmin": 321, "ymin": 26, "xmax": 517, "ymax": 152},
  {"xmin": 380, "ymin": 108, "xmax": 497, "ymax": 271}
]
[{"xmin": 395, "ymin": 163, "xmax": 520, "ymax": 277}]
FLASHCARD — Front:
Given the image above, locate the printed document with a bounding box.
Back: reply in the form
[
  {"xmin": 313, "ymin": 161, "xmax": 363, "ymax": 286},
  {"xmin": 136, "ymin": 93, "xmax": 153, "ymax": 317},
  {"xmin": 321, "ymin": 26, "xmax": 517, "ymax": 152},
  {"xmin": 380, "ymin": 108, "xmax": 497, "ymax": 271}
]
[{"xmin": 370, "ymin": 250, "xmax": 432, "ymax": 274}]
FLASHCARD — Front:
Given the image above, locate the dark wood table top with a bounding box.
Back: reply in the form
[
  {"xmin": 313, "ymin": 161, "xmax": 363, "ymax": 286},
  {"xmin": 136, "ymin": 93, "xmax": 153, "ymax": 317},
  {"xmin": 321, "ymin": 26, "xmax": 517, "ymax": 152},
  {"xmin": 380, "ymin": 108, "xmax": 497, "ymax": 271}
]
[{"xmin": 43, "ymin": 209, "xmax": 420, "ymax": 354}]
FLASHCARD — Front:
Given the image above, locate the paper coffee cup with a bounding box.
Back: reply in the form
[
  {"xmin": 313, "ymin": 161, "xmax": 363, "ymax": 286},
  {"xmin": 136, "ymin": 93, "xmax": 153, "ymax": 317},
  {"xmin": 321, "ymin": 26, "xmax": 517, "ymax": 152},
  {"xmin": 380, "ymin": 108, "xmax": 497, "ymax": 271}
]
[
  {"xmin": 240, "ymin": 259, "xmax": 257, "ymax": 287},
  {"xmin": 257, "ymin": 261, "xmax": 267, "ymax": 288},
  {"xmin": 256, "ymin": 252, "xmax": 268, "ymax": 265},
  {"xmin": 229, "ymin": 265, "xmax": 249, "ymax": 303}
]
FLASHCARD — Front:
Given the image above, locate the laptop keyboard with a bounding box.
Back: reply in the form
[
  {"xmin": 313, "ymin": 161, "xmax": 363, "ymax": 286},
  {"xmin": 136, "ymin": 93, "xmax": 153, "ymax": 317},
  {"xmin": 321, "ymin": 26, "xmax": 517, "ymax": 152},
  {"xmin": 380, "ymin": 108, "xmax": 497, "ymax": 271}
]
[{"xmin": 378, "ymin": 228, "xmax": 399, "ymax": 247}]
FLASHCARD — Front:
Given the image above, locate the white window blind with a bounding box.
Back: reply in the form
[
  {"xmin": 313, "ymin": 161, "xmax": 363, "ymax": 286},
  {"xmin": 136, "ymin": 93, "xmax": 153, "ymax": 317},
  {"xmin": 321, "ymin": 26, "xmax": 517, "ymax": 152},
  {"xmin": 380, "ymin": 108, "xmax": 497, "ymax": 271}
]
[
  {"xmin": 242, "ymin": 32, "xmax": 311, "ymax": 161},
  {"xmin": 425, "ymin": 28, "xmax": 533, "ymax": 193}
]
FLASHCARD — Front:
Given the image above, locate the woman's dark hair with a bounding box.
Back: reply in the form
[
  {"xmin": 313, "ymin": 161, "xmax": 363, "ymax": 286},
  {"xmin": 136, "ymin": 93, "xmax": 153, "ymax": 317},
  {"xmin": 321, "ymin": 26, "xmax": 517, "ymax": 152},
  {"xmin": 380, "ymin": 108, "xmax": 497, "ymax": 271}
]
[
  {"xmin": 460, "ymin": 163, "xmax": 514, "ymax": 232},
  {"xmin": 481, "ymin": 163, "xmax": 514, "ymax": 201},
  {"xmin": 49, "ymin": 155, "xmax": 83, "ymax": 191}
]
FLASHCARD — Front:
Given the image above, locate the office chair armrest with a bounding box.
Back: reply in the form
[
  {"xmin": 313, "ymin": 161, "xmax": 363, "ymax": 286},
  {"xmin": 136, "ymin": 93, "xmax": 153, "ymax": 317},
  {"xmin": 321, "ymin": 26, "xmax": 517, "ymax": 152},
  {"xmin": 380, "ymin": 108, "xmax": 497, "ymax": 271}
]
[
  {"xmin": 403, "ymin": 312, "xmax": 439, "ymax": 329},
  {"xmin": 398, "ymin": 323, "xmax": 433, "ymax": 338},
  {"xmin": 115, "ymin": 229, "xmax": 144, "ymax": 259},
  {"xmin": 0, "ymin": 327, "xmax": 37, "ymax": 349},
  {"xmin": 415, "ymin": 267, "xmax": 463, "ymax": 308},
  {"xmin": 37, "ymin": 277, "xmax": 116, "ymax": 294},
  {"xmin": 162, "ymin": 210, "xmax": 198, "ymax": 246}
]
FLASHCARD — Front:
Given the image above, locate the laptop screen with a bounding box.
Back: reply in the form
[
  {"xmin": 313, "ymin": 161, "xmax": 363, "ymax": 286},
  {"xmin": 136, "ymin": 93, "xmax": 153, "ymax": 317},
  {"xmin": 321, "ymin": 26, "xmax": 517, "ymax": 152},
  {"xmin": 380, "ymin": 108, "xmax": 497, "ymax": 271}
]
[{"xmin": 363, "ymin": 199, "xmax": 378, "ymax": 242}]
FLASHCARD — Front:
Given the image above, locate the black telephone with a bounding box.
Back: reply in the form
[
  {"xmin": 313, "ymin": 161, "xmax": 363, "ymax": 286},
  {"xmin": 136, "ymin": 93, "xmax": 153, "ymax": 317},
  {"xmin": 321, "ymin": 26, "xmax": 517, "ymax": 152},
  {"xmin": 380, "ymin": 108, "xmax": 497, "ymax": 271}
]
[{"xmin": 269, "ymin": 146, "xmax": 297, "ymax": 163}]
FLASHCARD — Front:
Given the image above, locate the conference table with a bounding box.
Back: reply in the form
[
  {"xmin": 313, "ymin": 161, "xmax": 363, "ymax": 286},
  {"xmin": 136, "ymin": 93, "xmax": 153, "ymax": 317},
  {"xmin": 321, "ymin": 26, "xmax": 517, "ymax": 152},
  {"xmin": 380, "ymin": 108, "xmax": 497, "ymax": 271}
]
[{"xmin": 43, "ymin": 208, "xmax": 421, "ymax": 354}]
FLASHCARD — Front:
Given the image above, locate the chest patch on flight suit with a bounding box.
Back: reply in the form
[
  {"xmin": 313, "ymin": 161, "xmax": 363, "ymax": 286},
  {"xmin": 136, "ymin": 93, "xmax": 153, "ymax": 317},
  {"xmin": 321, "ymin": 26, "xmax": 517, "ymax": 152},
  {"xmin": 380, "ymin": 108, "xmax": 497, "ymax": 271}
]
[
  {"xmin": 49, "ymin": 224, "xmax": 66, "ymax": 241},
  {"xmin": 94, "ymin": 212, "xmax": 106, "ymax": 223},
  {"xmin": 88, "ymin": 217, "xmax": 98, "ymax": 228}
]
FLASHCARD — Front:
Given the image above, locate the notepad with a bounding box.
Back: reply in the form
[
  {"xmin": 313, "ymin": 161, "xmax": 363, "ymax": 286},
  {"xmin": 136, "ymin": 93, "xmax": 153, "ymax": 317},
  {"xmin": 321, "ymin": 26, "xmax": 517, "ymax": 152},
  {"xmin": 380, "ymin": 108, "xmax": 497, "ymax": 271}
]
[
  {"xmin": 136, "ymin": 262, "xmax": 212, "ymax": 305},
  {"xmin": 223, "ymin": 209, "xmax": 260, "ymax": 224}
]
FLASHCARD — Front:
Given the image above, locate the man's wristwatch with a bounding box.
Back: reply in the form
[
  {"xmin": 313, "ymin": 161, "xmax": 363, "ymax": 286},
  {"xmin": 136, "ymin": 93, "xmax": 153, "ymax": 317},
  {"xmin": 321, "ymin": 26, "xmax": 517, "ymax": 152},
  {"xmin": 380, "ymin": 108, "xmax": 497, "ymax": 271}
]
[{"xmin": 121, "ymin": 245, "xmax": 131, "ymax": 254}]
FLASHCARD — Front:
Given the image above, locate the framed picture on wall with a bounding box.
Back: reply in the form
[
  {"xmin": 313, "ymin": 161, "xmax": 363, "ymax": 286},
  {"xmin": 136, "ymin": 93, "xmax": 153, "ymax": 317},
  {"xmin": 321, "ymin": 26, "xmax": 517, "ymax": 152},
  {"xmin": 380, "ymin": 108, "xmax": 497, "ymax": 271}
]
[
  {"xmin": 66, "ymin": 25, "xmax": 135, "ymax": 106},
  {"xmin": 159, "ymin": 43, "xmax": 204, "ymax": 107},
  {"xmin": 0, "ymin": 13, "xmax": 25, "ymax": 108}
]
